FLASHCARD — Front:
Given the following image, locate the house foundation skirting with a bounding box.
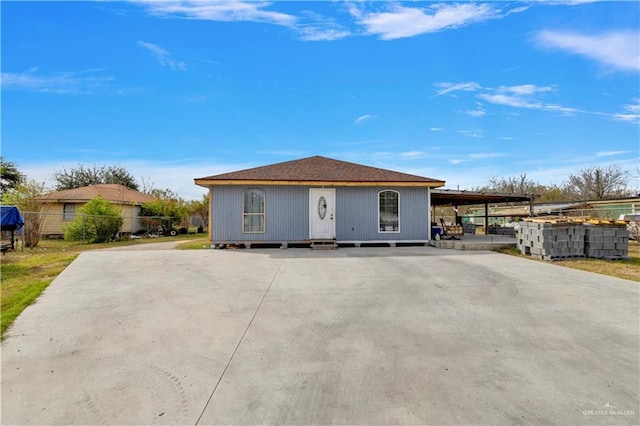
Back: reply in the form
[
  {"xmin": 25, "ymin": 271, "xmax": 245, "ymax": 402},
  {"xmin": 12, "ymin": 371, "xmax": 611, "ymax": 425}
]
[{"xmin": 212, "ymin": 240, "xmax": 430, "ymax": 249}]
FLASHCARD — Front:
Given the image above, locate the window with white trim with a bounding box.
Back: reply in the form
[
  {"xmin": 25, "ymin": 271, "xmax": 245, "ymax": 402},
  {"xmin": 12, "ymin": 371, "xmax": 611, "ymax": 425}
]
[
  {"xmin": 63, "ymin": 203, "xmax": 76, "ymax": 221},
  {"xmin": 243, "ymin": 189, "xmax": 265, "ymax": 233},
  {"xmin": 379, "ymin": 190, "xmax": 399, "ymax": 232}
]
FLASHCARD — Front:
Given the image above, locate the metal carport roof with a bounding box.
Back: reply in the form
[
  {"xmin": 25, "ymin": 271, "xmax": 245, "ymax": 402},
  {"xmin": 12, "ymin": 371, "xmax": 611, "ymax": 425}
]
[{"xmin": 431, "ymin": 189, "xmax": 533, "ymax": 207}]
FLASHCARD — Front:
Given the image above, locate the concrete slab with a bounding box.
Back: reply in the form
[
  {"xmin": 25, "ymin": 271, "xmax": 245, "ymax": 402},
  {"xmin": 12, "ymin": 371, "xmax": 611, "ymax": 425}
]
[{"xmin": 2, "ymin": 247, "xmax": 638, "ymax": 425}]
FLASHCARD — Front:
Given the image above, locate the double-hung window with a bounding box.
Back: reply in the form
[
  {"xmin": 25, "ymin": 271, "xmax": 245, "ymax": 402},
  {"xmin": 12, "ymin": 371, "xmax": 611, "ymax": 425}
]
[
  {"xmin": 243, "ymin": 189, "xmax": 265, "ymax": 233},
  {"xmin": 379, "ymin": 190, "xmax": 399, "ymax": 232}
]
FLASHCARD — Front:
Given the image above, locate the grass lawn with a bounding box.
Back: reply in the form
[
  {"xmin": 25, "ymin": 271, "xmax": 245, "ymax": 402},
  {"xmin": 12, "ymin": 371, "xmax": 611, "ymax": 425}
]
[
  {"xmin": 495, "ymin": 240, "xmax": 640, "ymax": 282},
  {"xmin": 0, "ymin": 235, "xmax": 200, "ymax": 338}
]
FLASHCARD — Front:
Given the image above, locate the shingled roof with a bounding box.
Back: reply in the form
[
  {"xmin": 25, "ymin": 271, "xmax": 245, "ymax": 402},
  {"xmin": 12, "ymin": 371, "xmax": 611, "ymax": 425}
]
[
  {"xmin": 195, "ymin": 156, "xmax": 445, "ymax": 187},
  {"xmin": 39, "ymin": 184, "xmax": 156, "ymax": 205}
]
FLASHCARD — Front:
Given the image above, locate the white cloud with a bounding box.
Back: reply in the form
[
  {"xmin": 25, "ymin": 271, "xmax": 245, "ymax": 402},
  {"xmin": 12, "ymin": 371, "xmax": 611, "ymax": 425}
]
[
  {"xmin": 458, "ymin": 130, "xmax": 483, "ymax": 138},
  {"xmin": 354, "ymin": 114, "xmax": 375, "ymax": 125},
  {"xmin": 136, "ymin": 0, "xmax": 296, "ymax": 26},
  {"xmin": 1, "ymin": 69, "xmax": 113, "ymax": 94},
  {"xmin": 433, "ymin": 81, "xmax": 481, "ymax": 97},
  {"xmin": 477, "ymin": 84, "xmax": 578, "ymax": 115},
  {"xmin": 430, "ymin": 127, "xmax": 444, "ymax": 131},
  {"xmin": 434, "ymin": 81, "xmax": 639, "ymax": 123},
  {"xmin": 500, "ymin": 136, "xmax": 514, "ymax": 140},
  {"xmin": 353, "ymin": 3, "xmax": 499, "ymax": 40},
  {"xmin": 399, "ymin": 151, "xmax": 425, "ymax": 159},
  {"xmin": 468, "ymin": 152, "xmax": 508, "ymax": 159},
  {"xmin": 610, "ymin": 100, "xmax": 640, "ymax": 124},
  {"xmin": 137, "ymin": 41, "xmax": 187, "ymax": 71},
  {"xmin": 464, "ymin": 109, "xmax": 487, "ymax": 117},
  {"xmin": 535, "ymin": 30, "xmax": 640, "ymax": 72},
  {"xmin": 595, "ymin": 150, "xmax": 630, "ymax": 157},
  {"xmin": 298, "ymin": 26, "xmax": 350, "ymax": 41},
  {"xmin": 449, "ymin": 159, "xmax": 470, "ymax": 165}
]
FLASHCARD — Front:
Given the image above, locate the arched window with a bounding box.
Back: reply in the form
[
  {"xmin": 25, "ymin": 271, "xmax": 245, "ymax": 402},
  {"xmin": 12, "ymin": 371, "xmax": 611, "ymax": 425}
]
[
  {"xmin": 243, "ymin": 189, "xmax": 265, "ymax": 233},
  {"xmin": 379, "ymin": 190, "xmax": 399, "ymax": 232}
]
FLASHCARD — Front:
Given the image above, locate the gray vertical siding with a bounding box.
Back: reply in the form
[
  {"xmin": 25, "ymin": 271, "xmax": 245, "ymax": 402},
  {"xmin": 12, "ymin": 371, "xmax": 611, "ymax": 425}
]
[
  {"xmin": 210, "ymin": 185, "xmax": 430, "ymax": 242},
  {"xmin": 212, "ymin": 185, "xmax": 309, "ymax": 242},
  {"xmin": 335, "ymin": 187, "xmax": 429, "ymax": 241}
]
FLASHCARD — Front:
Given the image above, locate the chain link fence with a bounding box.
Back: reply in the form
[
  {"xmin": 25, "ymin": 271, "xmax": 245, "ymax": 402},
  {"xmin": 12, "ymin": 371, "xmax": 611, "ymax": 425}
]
[{"xmin": 2, "ymin": 211, "xmax": 206, "ymax": 245}]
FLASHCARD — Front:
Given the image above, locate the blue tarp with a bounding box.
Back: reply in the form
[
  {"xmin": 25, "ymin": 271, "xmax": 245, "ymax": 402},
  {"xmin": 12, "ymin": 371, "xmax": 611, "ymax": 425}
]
[{"xmin": 1, "ymin": 206, "xmax": 25, "ymax": 231}]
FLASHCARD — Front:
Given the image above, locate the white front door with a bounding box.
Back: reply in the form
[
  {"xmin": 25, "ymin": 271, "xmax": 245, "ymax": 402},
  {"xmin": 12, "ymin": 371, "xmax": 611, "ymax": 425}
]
[{"xmin": 309, "ymin": 188, "xmax": 336, "ymax": 239}]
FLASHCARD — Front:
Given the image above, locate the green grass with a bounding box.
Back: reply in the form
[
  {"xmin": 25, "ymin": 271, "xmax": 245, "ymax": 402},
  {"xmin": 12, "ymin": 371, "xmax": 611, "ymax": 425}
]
[
  {"xmin": 0, "ymin": 234, "xmax": 202, "ymax": 338},
  {"xmin": 494, "ymin": 241, "xmax": 640, "ymax": 282},
  {"xmin": 176, "ymin": 237, "xmax": 210, "ymax": 250}
]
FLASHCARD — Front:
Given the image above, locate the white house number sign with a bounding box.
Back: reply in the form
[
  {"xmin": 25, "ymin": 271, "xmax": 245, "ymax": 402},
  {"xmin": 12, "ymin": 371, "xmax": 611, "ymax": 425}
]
[{"xmin": 318, "ymin": 196, "xmax": 327, "ymax": 220}]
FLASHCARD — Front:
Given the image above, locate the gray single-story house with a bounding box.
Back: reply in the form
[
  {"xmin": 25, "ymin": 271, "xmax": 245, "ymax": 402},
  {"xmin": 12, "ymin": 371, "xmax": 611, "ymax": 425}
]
[{"xmin": 194, "ymin": 156, "xmax": 445, "ymax": 248}]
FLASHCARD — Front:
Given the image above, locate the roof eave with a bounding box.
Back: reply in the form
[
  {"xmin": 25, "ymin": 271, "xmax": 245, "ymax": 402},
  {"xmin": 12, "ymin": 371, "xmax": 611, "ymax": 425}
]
[{"xmin": 194, "ymin": 179, "xmax": 446, "ymax": 188}]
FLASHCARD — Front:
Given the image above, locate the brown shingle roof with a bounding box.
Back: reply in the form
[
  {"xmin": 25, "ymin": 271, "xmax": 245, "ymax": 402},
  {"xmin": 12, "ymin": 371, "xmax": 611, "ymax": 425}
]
[
  {"xmin": 195, "ymin": 156, "xmax": 445, "ymax": 187},
  {"xmin": 39, "ymin": 184, "xmax": 156, "ymax": 205}
]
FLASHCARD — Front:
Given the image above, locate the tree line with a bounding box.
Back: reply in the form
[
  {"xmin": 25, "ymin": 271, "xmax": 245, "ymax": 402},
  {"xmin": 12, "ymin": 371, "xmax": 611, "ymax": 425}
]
[
  {"xmin": 1, "ymin": 158, "xmax": 637, "ymax": 245},
  {"xmin": 469, "ymin": 164, "xmax": 635, "ymax": 202}
]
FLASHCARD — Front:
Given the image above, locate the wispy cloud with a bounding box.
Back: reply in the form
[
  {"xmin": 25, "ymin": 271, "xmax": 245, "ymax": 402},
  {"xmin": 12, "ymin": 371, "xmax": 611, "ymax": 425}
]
[
  {"xmin": 298, "ymin": 26, "xmax": 351, "ymax": 41},
  {"xmin": 297, "ymin": 11, "xmax": 350, "ymax": 41},
  {"xmin": 354, "ymin": 114, "xmax": 376, "ymax": 125},
  {"xmin": 352, "ymin": 3, "xmax": 501, "ymax": 40},
  {"xmin": 478, "ymin": 84, "xmax": 579, "ymax": 114},
  {"xmin": 436, "ymin": 81, "xmax": 582, "ymax": 116},
  {"xmin": 595, "ymin": 150, "xmax": 630, "ymax": 157},
  {"xmin": 137, "ymin": 41, "xmax": 186, "ymax": 71},
  {"xmin": 535, "ymin": 30, "xmax": 640, "ymax": 72},
  {"xmin": 449, "ymin": 158, "xmax": 470, "ymax": 165},
  {"xmin": 611, "ymin": 100, "xmax": 640, "ymax": 124},
  {"xmin": 463, "ymin": 104, "xmax": 487, "ymax": 117},
  {"xmin": 136, "ymin": 1, "xmax": 296, "ymax": 26},
  {"xmin": 433, "ymin": 81, "xmax": 481, "ymax": 97},
  {"xmin": 1, "ymin": 68, "xmax": 114, "ymax": 94},
  {"xmin": 458, "ymin": 130, "xmax": 483, "ymax": 138},
  {"xmin": 468, "ymin": 152, "xmax": 508, "ymax": 159},
  {"xmin": 430, "ymin": 127, "xmax": 444, "ymax": 131},
  {"xmin": 399, "ymin": 151, "xmax": 425, "ymax": 159}
]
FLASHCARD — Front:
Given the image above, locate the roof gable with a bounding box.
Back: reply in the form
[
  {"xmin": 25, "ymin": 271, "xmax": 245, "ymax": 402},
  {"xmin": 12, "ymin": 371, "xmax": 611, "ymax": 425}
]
[
  {"xmin": 195, "ymin": 156, "xmax": 445, "ymax": 187},
  {"xmin": 40, "ymin": 184, "xmax": 156, "ymax": 204}
]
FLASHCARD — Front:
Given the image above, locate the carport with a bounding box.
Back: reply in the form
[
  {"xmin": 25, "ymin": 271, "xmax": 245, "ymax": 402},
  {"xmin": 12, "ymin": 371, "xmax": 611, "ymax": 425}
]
[{"xmin": 431, "ymin": 189, "xmax": 533, "ymax": 230}]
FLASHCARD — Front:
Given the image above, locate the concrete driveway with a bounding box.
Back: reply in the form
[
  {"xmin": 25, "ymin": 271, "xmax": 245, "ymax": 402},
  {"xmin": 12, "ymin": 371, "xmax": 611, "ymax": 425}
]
[{"xmin": 2, "ymin": 246, "xmax": 638, "ymax": 425}]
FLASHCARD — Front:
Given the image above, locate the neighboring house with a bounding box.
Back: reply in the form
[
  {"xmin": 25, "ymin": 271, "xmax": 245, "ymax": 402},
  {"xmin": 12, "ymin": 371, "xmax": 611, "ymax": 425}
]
[
  {"xmin": 36, "ymin": 184, "xmax": 156, "ymax": 237},
  {"xmin": 194, "ymin": 156, "xmax": 445, "ymax": 247}
]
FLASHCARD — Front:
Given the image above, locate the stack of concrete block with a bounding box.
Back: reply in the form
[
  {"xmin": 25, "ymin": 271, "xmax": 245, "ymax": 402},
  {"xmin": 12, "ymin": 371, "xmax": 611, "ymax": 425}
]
[
  {"xmin": 584, "ymin": 223, "xmax": 629, "ymax": 259},
  {"xmin": 517, "ymin": 221, "xmax": 585, "ymax": 260}
]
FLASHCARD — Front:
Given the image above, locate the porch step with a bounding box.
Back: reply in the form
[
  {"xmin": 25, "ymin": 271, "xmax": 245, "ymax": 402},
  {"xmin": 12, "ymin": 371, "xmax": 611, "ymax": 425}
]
[{"xmin": 310, "ymin": 239, "xmax": 337, "ymax": 250}]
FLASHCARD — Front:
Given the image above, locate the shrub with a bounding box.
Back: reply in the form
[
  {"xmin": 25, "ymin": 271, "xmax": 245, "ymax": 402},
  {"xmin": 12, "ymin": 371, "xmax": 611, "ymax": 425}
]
[{"xmin": 63, "ymin": 197, "xmax": 123, "ymax": 243}]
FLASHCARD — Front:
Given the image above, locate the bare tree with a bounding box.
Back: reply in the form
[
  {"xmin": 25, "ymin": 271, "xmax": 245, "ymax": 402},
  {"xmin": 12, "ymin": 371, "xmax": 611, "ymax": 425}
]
[
  {"xmin": 565, "ymin": 165, "xmax": 631, "ymax": 200},
  {"xmin": 486, "ymin": 173, "xmax": 539, "ymax": 195}
]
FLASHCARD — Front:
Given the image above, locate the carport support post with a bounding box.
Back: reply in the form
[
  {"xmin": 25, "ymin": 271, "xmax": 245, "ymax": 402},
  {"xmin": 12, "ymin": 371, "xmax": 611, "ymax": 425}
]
[
  {"xmin": 484, "ymin": 202, "xmax": 489, "ymax": 234},
  {"xmin": 529, "ymin": 195, "xmax": 535, "ymax": 217}
]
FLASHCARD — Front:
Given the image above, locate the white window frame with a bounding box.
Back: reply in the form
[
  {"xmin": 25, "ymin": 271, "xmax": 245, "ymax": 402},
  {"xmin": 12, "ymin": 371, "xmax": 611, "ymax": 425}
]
[
  {"xmin": 242, "ymin": 189, "xmax": 266, "ymax": 234},
  {"xmin": 378, "ymin": 189, "xmax": 400, "ymax": 233},
  {"xmin": 63, "ymin": 203, "xmax": 76, "ymax": 221}
]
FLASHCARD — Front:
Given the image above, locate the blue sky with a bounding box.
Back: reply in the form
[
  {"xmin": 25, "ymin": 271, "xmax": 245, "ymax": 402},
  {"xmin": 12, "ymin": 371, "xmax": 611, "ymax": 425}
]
[{"xmin": 2, "ymin": 1, "xmax": 639, "ymax": 200}]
